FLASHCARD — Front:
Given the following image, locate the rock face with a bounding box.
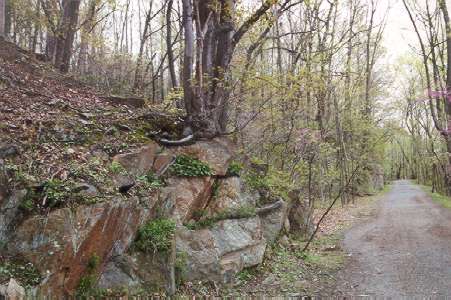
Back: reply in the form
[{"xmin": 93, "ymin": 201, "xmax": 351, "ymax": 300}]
[
  {"xmin": 160, "ymin": 177, "xmax": 215, "ymax": 223},
  {"xmin": 1, "ymin": 137, "xmax": 294, "ymax": 296},
  {"xmin": 0, "ymin": 189, "xmax": 26, "ymax": 243},
  {"xmin": 113, "ymin": 142, "xmax": 161, "ymax": 176},
  {"xmin": 205, "ymin": 177, "xmax": 257, "ymax": 216},
  {"xmin": 173, "ymin": 138, "xmax": 235, "ymax": 176},
  {"xmin": 98, "ymin": 241, "xmax": 176, "ymax": 294},
  {"xmin": 0, "ymin": 279, "xmax": 25, "ymax": 299},
  {"xmin": 176, "ymin": 217, "xmax": 266, "ymax": 284},
  {"xmin": 7, "ymin": 195, "xmax": 159, "ymax": 295},
  {"xmin": 258, "ymin": 199, "xmax": 289, "ymax": 243}
]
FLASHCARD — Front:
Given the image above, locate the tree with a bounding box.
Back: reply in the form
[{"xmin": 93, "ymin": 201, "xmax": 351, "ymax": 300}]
[
  {"xmin": 0, "ymin": 0, "xmax": 5, "ymax": 38},
  {"xmin": 181, "ymin": 0, "xmax": 280, "ymax": 138}
]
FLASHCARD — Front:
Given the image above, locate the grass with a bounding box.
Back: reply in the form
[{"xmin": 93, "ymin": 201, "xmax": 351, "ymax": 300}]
[{"xmin": 419, "ymin": 185, "xmax": 451, "ymax": 209}]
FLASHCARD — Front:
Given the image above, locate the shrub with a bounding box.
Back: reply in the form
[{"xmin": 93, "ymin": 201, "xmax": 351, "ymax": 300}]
[
  {"xmin": 137, "ymin": 171, "xmax": 164, "ymax": 189},
  {"xmin": 134, "ymin": 218, "xmax": 176, "ymax": 253},
  {"xmin": 227, "ymin": 161, "xmax": 243, "ymax": 177},
  {"xmin": 170, "ymin": 155, "xmax": 212, "ymax": 177}
]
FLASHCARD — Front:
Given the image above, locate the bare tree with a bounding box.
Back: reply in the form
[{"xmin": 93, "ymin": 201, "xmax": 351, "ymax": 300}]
[{"xmin": 181, "ymin": 0, "xmax": 280, "ymax": 138}]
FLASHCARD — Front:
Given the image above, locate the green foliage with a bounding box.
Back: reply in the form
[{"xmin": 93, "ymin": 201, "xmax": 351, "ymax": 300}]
[
  {"xmin": 137, "ymin": 171, "xmax": 164, "ymax": 189},
  {"xmin": 175, "ymin": 251, "xmax": 189, "ymax": 286},
  {"xmin": 420, "ymin": 185, "xmax": 451, "ymax": 209},
  {"xmin": 134, "ymin": 218, "xmax": 176, "ymax": 253},
  {"xmin": 170, "ymin": 155, "xmax": 212, "ymax": 177},
  {"xmin": 77, "ymin": 275, "xmax": 97, "ymax": 297},
  {"xmin": 0, "ymin": 260, "xmax": 41, "ymax": 288},
  {"xmin": 87, "ymin": 254, "xmax": 100, "ymax": 271},
  {"xmin": 184, "ymin": 205, "xmax": 256, "ymax": 230},
  {"xmin": 109, "ymin": 161, "xmax": 126, "ymax": 174},
  {"xmin": 227, "ymin": 161, "xmax": 243, "ymax": 176},
  {"xmin": 76, "ymin": 253, "xmax": 103, "ymax": 297},
  {"xmin": 245, "ymin": 167, "xmax": 294, "ymax": 201}
]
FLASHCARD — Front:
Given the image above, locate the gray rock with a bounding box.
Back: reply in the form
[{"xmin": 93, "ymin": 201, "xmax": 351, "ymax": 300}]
[
  {"xmin": 258, "ymin": 199, "xmax": 289, "ymax": 243},
  {"xmin": 0, "ymin": 143, "xmax": 19, "ymax": 158},
  {"xmin": 0, "ymin": 189, "xmax": 26, "ymax": 243},
  {"xmin": 0, "ymin": 278, "xmax": 25, "ymax": 299},
  {"xmin": 176, "ymin": 217, "xmax": 266, "ymax": 284}
]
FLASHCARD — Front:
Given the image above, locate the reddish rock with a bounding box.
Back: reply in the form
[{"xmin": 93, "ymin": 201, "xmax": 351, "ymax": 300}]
[
  {"xmin": 172, "ymin": 137, "xmax": 236, "ymax": 176},
  {"xmin": 7, "ymin": 195, "xmax": 159, "ymax": 296},
  {"xmin": 160, "ymin": 177, "xmax": 214, "ymax": 223},
  {"xmin": 152, "ymin": 151, "xmax": 175, "ymax": 176},
  {"xmin": 205, "ymin": 177, "xmax": 256, "ymax": 216},
  {"xmin": 113, "ymin": 142, "xmax": 161, "ymax": 176}
]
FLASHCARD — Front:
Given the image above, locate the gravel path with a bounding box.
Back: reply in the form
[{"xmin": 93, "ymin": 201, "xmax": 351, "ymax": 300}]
[{"xmin": 334, "ymin": 180, "xmax": 451, "ymax": 297}]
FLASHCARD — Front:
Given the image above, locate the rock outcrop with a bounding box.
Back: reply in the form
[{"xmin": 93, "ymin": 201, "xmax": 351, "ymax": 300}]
[
  {"xmin": 176, "ymin": 218, "xmax": 266, "ymax": 284},
  {"xmin": 1, "ymin": 137, "xmax": 291, "ymax": 296}
]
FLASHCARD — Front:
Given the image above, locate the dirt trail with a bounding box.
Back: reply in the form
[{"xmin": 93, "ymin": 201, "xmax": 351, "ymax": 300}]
[{"xmin": 333, "ymin": 180, "xmax": 451, "ymax": 297}]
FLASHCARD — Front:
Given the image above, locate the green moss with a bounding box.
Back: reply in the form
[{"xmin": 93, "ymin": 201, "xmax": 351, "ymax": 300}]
[
  {"xmin": 170, "ymin": 155, "xmax": 212, "ymax": 177},
  {"xmin": 184, "ymin": 205, "xmax": 256, "ymax": 230},
  {"xmin": 0, "ymin": 260, "xmax": 42, "ymax": 288},
  {"xmin": 134, "ymin": 218, "xmax": 176, "ymax": 253}
]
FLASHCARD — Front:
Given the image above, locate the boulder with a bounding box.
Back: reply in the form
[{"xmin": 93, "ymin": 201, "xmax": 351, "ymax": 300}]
[
  {"xmin": 0, "ymin": 278, "xmax": 25, "ymax": 300},
  {"xmin": 152, "ymin": 151, "xmax": 174, "ymax": 176},
  {"xmin": 172, "ymin": 137, "xmax": 235, "ymax": 176},
  {"xmin": 176, "ymin": 217, "xmax": 266, "ymax": 284},
  {"xmin": 0, "ymin": 189, "xmax": 26, "ymax": 243},
  {"xmin": 159, "ymin": 177, "xmax": 214, "ymax": 223},
  {"xmin": 257, "ymin": 199, "xmax": 289, "ymax": 243},
  {"xmin": 205, "ymin": 177, "xmax": 256, "ymax": 217},
  {"xmin": 7, "ymin": 195, "xmax": 159, "ymax": 296},
  {"xmin": 113, "ymin": 142, "xmax": 161, "ymax": 176},
  {"xmin": 98, "ymin": 243, "xmax": 176, "ymax": 295}
]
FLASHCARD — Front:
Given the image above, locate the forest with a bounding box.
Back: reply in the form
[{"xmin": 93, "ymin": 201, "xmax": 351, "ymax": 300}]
[{"xmin": 0, "ymin": 0, "xmax": 451, "ymax": 297}]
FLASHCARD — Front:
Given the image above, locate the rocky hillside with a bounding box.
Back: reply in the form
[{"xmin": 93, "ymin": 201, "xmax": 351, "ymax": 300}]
[{"xmin": 0, "ymin": 39, "xmax": 310, "ymax": 297}]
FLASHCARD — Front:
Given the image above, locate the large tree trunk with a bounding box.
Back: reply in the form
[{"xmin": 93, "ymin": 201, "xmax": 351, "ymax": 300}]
[
  {"xmin": 54, "ymin": 0, "xmax": 81, "ymax": 73},
  {"xmin": 181, "ymin": 0, "xmax": 276, "ymax": 138}
]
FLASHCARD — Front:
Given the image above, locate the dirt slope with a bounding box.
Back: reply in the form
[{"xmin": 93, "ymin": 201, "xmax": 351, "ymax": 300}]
[{"xmin": 334, "ymin": 180, "xmax": 451, "ymax": 297}]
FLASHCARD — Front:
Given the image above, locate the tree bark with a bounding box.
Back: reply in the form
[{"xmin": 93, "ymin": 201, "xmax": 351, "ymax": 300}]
[
  {"xmin": 181, "ymin": 0, "xmax": 277, "ymax": 138},
  {"xmin": 0, "ymin": 0, "xmax": 5, "ymax": 38},
  {"xmin": 166, "ymin": 0, "xmax": 178, "ymax": 89}
]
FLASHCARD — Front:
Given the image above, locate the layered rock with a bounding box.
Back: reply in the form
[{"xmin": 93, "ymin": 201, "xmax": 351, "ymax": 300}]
[
  {"xmin": 176, "ymin": 217, "xmax": 266, "ymax": 284},
  {"xmin": 1, "ymin": 137, "xmax": 292, "ymax": 296},
  {"xmin": 7, "ymin": 195, "xmax": 159, "ymax": 295}
]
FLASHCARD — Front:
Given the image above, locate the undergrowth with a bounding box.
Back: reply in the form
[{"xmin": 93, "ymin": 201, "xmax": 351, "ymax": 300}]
[
  {"xmin": 134, "ymin": 218, "xmax": 176, "ymax": 253},
  {"xmin": 170, "ymin": 155, "xmax": 212, "ymax": 177}
]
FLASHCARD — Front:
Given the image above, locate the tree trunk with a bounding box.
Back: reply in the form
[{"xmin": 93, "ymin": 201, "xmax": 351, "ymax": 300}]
[
  {"xmin": 438, "ymin": 0, "xmax": 451, "ymax": 195},
  {"xmin": 166, "ymin": 0, "xmax": 178, "ymax": 89},
  {"xmin": 78, "ymin": 0, "xmax": 97, "ymax": 75},
  {"xmin": 0, "ymin": 0, "xmax": 5, "ymax": 38},
  {"xmin": 181, "ymin": 0, "xmax": 276, "ymax": 138}
]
